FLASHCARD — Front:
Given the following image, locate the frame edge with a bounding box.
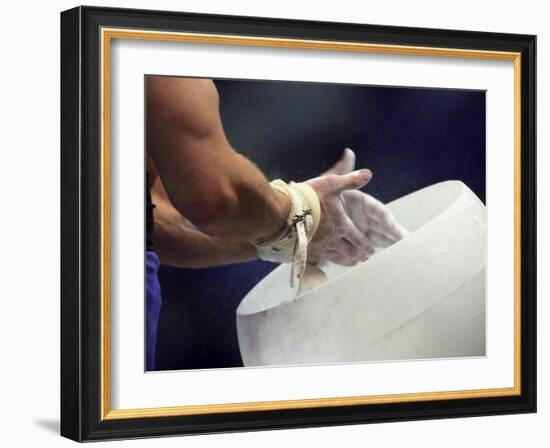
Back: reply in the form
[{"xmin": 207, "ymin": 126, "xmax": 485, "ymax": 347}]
[
  {"xmin": 60, "ymin": 5, "xmax": 84, "ymax": 442},
  {"xmin": 62, "ymin": 5, "xmax": 538, "ymax": 441}
]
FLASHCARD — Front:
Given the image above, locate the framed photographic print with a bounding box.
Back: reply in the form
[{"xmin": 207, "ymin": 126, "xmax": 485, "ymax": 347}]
[{"xmin": 60, "ymin": 6, "xmax": 537, "ymax": 442}]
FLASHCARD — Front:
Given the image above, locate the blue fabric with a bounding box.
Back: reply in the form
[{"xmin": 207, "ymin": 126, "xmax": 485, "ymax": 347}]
[{"xmin": 146, "ymin": 250, "xmax": 162, "ymax": 371}]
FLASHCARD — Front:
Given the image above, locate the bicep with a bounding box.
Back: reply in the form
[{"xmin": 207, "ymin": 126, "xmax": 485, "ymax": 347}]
[
  {"xmin": 146, "ymin": 77, "xmax": 227, "ymax": 165},
  {"xmin": 146, "ymin": 77, "xmax": 236, "ymax": 221}
]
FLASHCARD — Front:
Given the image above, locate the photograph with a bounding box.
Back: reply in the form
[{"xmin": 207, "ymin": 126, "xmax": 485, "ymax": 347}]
[
  {"xmin": 59, "ymin": 6, "xmax": 537, "ymax": 440},
  {"xmin": 144, "ymin": 76, "xmax": 487, "ymax": 371}
]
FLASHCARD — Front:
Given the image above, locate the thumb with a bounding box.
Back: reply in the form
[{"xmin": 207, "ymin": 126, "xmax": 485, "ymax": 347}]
[
  {"xmin": 328, "ymin": 169, "xmax": 372, "ymax": 193},
  {"xmin": 323, "ymin": 147, "xmax": 356, "ymax": 176}
]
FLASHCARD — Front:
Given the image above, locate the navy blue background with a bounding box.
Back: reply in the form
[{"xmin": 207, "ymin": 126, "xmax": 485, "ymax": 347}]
[{"xmin": 154, "ymin": 79, "xmax": 486, "ymax": 371}]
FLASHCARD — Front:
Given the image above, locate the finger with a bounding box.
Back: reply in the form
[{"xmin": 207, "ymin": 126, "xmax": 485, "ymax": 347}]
[
  {"xmin": 338, "ymin": 239, "xmax": 374, "ymax": 263},
  {"xmin": 358, "ymin": 193, "xmax": 387, "ymax": 223},
  {"xmin": 339, "ymin": 214, "xmax": 375, "ymax": 257},
  {"xmin": 366, "ymin": 228, "xmax": 397, "ymax": 248},
  {"xmin": 367, "ymin": 211, "xmax": 409, "ymax": 241},
  {"xmin": 368, "ymin": 218, "xmax": 410, "ymax": 246},
  {"xmin": 324, "ymin": 250, "xmax": 357, "ymax": 267},
  {"xmin": 328, "ymin": 230, "xmax": 374, "ymax": 263},
  {"xmin": 343, "ymin": 201, "xmax": 370, "ymax": 235},
  {"xmin": 393, "ymin": 222, "xmax": 410, "ymax": 239},
  {"xmin": 331, "ymin": 238, "xmax": 361, "ymax": 259},
  {"xmin": 329, "ymin": 198, "xmax": 373, "ymax": 257},
  {"xmin": 323, "ymin": 147, "xmax": 356, "ymax": 176},
  {"xmin": 358, "ymin": 194, "xmax": 408, "ymax": 238},
  {"xmin": 327, "ymin": 169, "xmax": 372, "ymax": 194}
]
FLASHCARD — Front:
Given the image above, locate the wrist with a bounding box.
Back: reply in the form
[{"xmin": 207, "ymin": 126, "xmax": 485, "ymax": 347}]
[
  {"xmin": 291, "ymin": 182, "xmax": 321, "ymax": 241},
  {"xmin": 254, "ymin": 187, "xmax": 291, "ymax": 246},
  {"xmin": 253, "ymin": 179, "xmax": 321, "ymax": 287},
  {"xmin": 274, "ymin": 188, "xmax": 291, "ymax": 226}
]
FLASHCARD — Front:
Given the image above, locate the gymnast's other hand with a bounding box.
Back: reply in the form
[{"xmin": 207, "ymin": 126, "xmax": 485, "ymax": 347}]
[
  {"xmin": 305, "ymin": 168, "xmax": 375, "ymax": 266},
  {"xmin": 310, "ymin": 147, "xmax": 408, "ymax": 265}
]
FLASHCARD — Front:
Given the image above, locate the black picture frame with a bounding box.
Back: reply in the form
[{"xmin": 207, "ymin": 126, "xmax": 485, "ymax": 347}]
[{"xmin": 61, "ymin": 5, "xmax": 536, "ymax": 442}]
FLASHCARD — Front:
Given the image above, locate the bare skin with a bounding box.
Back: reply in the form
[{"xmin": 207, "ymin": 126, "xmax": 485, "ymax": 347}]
[
  {"xmin": 147, "ymin": 157, "xmax": 257, "ymax": 268},
  {"xmin": 146, "ymin": 77, "xmax": 374, "ymax": 268},
  {"xmin": 147, "ymin": 77, "xmax": 290, "ymax": 242},
  {"xmin": 147, "ymin": 153, "xmax": 373, "ymax": 269}
]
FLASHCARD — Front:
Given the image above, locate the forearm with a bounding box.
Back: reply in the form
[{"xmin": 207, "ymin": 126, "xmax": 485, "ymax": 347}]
[
  {"xmin": 157, "ymin": 147, "xmax": 289, "ymax": 242},
  {"xmin": 154, "ymin": 218, "xmax": 258, "ymax": 268},
  {"xmin": 192, "ymin": 151, "xmax": 290, "ymax": 241},
  {"xmin": 151, "ymin": 194, "xmax": 258, "ymax": 268}
]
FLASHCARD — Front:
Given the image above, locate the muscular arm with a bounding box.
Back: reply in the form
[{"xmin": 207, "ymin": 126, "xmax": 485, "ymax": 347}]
[
  {"xmin": 146, "ymin": 77, "xmax": 289, "ymax": 242},
  {"xmin": 148, "ymin": 166, "xmax": 258, "ymax": 268}
]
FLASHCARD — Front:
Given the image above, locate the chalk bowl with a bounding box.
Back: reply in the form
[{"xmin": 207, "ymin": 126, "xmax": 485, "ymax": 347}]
[{"xmin": 236, "ymin": 181, "xmax": 486, "ymax": 367}]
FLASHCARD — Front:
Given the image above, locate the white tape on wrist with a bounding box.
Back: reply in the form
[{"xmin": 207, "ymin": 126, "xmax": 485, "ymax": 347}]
[{"xmin": 254, "ymin": 180, "xmax": 321, "ymax": 287}]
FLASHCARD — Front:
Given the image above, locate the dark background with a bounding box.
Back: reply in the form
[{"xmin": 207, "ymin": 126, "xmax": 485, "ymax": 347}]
[{"xmin": 154, "ymin": 78, "xmax": 486, "ymax": 371}]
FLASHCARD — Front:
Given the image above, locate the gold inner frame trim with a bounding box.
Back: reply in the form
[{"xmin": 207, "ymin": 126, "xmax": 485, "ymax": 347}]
[{"xmin": 100, "ymin": 27, "xmax": 522, "ymax": 421}]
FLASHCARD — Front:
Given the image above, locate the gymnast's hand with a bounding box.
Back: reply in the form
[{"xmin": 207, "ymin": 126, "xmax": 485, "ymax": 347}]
[
  {"xmin": 325, "ymin": 147, "xmax": 408, "ymax": 249},
  {"xmin": 305, "ymin": 168, "xmax": 375, "ymax": 267}
]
